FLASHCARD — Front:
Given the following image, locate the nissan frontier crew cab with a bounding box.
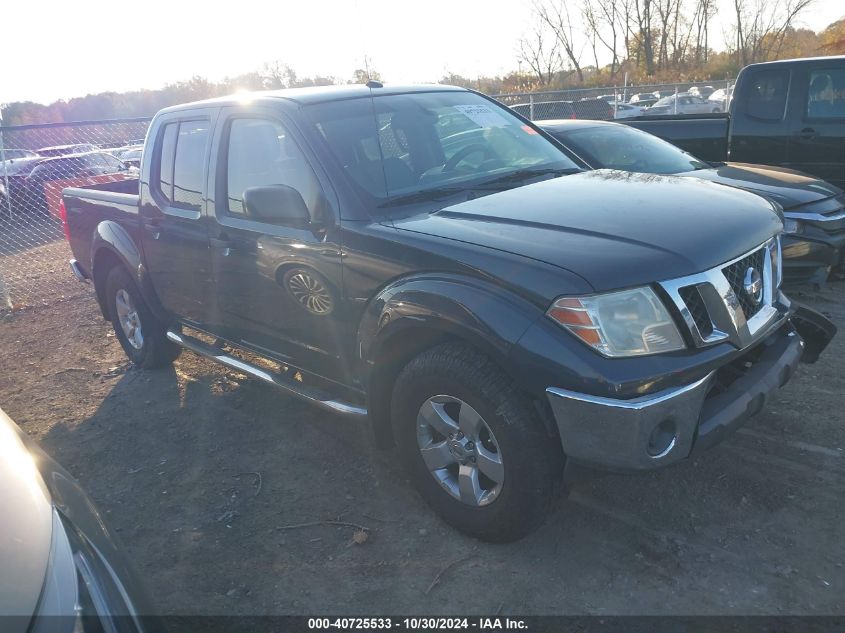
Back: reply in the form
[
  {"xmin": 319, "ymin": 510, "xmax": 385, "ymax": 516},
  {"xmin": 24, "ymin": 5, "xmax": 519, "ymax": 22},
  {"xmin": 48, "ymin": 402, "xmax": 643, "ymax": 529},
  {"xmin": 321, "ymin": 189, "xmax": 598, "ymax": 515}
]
[{"xmin": 61, "ymin": 84, "xmax": 834, "ymax": 542}]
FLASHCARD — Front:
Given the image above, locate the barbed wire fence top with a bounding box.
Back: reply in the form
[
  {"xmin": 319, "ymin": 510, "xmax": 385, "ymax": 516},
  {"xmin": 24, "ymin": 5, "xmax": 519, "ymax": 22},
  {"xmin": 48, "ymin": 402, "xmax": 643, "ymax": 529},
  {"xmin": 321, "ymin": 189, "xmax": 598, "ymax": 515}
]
[{"xmin": 0, "ymin": 118, "xmax": 150, "ymax": 313}]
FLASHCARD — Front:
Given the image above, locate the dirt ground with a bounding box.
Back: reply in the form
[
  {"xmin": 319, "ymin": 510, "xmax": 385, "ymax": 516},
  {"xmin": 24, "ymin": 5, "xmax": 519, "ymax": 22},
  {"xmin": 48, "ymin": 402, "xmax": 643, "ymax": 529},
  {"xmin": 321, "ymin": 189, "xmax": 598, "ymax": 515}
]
[{"xmin": 0, "ymin": 262, "xmax": 844, "ymax": 616}]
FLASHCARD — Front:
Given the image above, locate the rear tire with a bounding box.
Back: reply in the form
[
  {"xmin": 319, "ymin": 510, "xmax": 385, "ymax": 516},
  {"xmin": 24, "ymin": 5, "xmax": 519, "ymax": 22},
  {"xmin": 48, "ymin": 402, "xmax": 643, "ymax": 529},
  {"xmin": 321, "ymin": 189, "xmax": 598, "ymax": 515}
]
[
  {"xmin": 105, "ymin": 266, "xmax": 181, "ymax": 369},
  {"xmin": 391, "ymin": 343, "xmax": 562, "ymax": 542}
]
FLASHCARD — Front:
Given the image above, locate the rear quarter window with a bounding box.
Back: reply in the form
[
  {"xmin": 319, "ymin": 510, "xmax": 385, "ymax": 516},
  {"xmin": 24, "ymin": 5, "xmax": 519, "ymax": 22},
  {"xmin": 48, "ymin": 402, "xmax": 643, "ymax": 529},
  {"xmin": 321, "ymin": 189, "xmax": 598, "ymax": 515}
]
[
  {"xmin": 154, "ymin": 123, "xmax": 178, "ymax": 203},
  {"xmin": 173, "ymin": 121, "xmax": 210, "ymax": 210}
]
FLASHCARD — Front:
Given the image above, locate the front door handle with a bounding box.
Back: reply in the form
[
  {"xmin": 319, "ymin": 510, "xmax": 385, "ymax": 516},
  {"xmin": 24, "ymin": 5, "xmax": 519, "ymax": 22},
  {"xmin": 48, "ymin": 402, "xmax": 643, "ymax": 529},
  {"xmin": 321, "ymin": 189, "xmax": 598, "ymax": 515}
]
[
  {"xmin": 798, "ymin": 127, "xmax": 817, "ymax": 140},
  {"xmin": 210, "ymin": 236, "xmax": 233, "ymax": 256}
]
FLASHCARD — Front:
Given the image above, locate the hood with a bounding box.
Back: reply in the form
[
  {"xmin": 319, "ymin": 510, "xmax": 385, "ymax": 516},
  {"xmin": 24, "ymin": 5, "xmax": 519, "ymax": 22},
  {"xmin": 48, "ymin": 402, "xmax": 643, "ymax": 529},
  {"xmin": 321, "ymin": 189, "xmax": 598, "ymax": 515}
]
[
  {"xmin": 0, "ymin": 409, "xmax": 53, "ymax": 621},
  {"xmin": 679, "ymin": 163, "xmax": 843, "ymax": 211},
  {"xmin": 392, "ymin": 170, "xmax": 781, "ymax": 292}
]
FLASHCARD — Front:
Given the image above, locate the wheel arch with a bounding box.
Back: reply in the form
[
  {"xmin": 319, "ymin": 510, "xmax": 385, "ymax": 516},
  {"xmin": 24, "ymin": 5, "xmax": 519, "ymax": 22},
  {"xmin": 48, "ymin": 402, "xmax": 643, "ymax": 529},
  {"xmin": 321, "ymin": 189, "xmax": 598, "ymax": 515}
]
[
  {"xmin": 90, "ymin": 221, "xmax": 166, "ymax": 320},
  {"xmin": 358, "ymin": 273, "xmax": 545, "ymax": 448}
]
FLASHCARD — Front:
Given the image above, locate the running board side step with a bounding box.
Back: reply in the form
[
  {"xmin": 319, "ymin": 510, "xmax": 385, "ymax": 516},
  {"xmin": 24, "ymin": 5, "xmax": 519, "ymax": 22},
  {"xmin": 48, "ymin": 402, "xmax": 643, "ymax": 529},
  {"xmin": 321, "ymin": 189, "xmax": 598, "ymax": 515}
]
[{"xmin": 166, "ymin": 329, "xmax": 368, "ymax": 418}]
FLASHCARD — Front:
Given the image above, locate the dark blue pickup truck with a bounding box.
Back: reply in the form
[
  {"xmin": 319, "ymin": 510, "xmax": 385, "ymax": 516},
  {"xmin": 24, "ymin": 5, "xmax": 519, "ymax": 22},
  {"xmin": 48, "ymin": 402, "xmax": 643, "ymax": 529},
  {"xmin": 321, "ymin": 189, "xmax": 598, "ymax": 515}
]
[
  {"xmin": 627, "ymin": 56, "xmax": 845, "ymax": 189},
  {"xmin": 60, "ymin": 84, "xmax": 834, "ymax": 541}
]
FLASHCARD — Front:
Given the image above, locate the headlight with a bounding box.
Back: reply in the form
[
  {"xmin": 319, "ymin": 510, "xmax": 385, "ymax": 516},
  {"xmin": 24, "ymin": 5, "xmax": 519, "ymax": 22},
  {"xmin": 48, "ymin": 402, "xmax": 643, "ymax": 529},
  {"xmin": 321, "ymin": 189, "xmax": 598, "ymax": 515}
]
[
  {"xmin": 782, "ymin": 218, "xmax": 802, "ymax": 234},
  {"xmin": 547, "ymin": 286, "xmax": 686, "ymax": 357}
]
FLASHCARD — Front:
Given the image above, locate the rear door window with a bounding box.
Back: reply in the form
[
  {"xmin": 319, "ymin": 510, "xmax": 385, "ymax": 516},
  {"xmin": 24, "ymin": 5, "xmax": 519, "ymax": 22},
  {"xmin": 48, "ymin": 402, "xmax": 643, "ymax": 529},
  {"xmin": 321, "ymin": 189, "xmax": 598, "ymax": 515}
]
[
  {"xmin": 806, "ymin": 68, "xmax": 845, "ymax": 119},
  {"xmin": 744, "ymin": 69, "xmax": 789, "ymax": 121}
]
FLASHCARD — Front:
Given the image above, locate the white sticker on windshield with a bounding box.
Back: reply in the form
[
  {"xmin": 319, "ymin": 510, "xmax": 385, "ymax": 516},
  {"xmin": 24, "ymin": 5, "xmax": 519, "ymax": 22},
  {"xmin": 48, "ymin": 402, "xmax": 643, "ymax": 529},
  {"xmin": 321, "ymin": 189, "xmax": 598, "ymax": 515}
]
[{"xmin": 453, "ymin": 104, "xmax": 509, "ymax": 128}]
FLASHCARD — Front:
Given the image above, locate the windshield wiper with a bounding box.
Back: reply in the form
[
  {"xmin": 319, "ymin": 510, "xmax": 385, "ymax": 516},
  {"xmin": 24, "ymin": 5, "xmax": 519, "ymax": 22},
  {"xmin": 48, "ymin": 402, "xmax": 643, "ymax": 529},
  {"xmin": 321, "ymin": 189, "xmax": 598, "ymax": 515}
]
[
  {"xmin": 475, "ymin": 167, "xmax": 581, "ymax": 190},
  {"xmin": 377, "ymin": 167, "xmax": 581, "ymax": 209},
  {"xmin": 378, "ymin": 186, "xmax": 467, "ymax": 208}
]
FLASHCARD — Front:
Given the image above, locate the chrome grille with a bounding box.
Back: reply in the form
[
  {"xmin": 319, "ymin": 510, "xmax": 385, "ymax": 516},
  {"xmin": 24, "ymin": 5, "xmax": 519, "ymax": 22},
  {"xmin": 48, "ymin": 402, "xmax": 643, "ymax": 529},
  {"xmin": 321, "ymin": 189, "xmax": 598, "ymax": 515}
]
[
  {"xmin": 678, "ymin": 285, "xmax": 713, "ymax": 339},
  {"xmin": 659, "ymin": 238, "xmax": 783, "ymax": 351},
  {"xmin": 722, "ymin": 247, "xmax": 766, "ymax": 319}
]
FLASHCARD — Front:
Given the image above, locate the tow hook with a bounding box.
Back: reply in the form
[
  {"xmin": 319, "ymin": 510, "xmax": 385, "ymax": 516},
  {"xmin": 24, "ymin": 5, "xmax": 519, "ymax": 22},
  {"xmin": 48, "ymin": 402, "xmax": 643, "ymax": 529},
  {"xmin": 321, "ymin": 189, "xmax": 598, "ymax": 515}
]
[{"xmin": 790, "ymin": 304, "xmax": 837, "ymax": 364}]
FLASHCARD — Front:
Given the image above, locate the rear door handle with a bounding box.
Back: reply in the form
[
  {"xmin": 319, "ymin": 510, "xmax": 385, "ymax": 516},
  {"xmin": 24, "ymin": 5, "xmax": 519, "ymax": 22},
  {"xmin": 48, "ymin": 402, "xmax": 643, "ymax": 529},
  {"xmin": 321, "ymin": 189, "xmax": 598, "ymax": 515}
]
[
  {"xmin": 798, "ymin": 127, "xmax": 817, "ymax": 140},
  {"xmin": 142, "ymin": 218, "xmax": 161, "ymax": 239},
  {"xmin": 210, "ymin": 237, "xmax": 233, "ymax": 248}
]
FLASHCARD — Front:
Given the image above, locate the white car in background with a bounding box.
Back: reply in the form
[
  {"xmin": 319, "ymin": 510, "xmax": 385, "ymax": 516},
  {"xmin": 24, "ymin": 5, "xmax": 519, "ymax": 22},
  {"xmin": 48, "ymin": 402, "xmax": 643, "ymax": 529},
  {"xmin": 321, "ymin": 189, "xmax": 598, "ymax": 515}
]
[
  {"xmin": 708, "ymin": 86, "xmax": 734, "ymax": 110},
  {"xmin": 628, "ymin": 92, "xmax": 659, "ymax": 104},
  {"xmin": 647, "ymin": 92, "xmax": 722, "ymax": 115},
  {"xmin": 688, "ymin": 85, "xmax": 716, "ymax": 98},
  {"xmin": 611, "ymin": 102, "xmax": 647, "ymax": 119}
]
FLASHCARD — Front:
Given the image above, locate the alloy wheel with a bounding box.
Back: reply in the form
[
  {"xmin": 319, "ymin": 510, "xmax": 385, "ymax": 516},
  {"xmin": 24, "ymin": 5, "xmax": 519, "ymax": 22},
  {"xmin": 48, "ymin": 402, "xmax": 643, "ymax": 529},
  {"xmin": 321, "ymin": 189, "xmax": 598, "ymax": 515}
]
[
  {"xmin": 416, "ymin": 395, "xmax": 504, "ymax": 507},
  {"xmin": 115, "ymin": 288, "xmax": 144, "ymax": 350}
]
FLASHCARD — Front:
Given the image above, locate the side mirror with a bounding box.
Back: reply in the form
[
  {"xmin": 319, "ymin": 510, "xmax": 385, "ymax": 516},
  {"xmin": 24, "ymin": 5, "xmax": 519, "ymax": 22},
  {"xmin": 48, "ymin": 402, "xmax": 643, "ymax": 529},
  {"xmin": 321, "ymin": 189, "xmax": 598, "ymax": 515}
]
[{"xmin": 243, "ymin": 184, "xmax": 311, "ymax": 228}]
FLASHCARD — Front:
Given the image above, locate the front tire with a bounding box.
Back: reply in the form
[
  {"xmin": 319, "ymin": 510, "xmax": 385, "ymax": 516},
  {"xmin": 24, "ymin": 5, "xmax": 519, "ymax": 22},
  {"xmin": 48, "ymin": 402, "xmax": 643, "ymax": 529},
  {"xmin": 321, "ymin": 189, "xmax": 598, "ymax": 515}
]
[
  {"xmin": 391, "ymin": 343, "xmax": 562, "ymax": 542},
  {"xmin": 105, "ymin": 266, "xmax": 181, "ymax": 369}
]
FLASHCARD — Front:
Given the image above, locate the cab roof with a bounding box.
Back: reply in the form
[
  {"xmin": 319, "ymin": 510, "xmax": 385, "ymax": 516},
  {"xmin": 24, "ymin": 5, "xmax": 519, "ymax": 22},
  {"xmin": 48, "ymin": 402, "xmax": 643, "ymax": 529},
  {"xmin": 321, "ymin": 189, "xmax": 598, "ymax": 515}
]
[
  {"xmin": 747, "ymin": 55, "xmax": 845, "ymax": 68},
  {"xmin": 157, "ymin": 83, "xmax": 469, "ymax": 114}
]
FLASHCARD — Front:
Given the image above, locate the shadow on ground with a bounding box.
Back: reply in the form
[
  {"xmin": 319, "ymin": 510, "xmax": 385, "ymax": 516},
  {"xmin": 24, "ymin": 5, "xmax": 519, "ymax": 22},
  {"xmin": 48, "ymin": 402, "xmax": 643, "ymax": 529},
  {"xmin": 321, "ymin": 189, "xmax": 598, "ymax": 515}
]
[{"xmin": 30, "ymin": 283, "xmax": 845, "ymax": 616}]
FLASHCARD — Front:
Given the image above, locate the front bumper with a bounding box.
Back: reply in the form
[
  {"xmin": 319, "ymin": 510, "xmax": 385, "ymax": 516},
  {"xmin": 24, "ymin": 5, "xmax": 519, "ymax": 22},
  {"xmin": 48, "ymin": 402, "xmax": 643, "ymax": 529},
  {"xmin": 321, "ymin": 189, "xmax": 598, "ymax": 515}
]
[{"xmin": 546, "ymin": 322, "xmax": 805, "ymax": 471}]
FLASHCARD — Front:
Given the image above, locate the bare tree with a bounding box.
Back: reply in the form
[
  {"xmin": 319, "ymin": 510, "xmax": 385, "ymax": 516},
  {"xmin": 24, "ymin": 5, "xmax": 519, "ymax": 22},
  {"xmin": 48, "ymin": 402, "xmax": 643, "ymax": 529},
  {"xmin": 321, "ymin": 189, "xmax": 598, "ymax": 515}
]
[
  {"xmin": 534, "ymin": 1, "xmax": 585, "ymax": 83},
  {"xmin": 688, "ymin": 0, "xmax": 717, "ymax": 64},
  {"xmin": 581, "ymin": 0, "xmax": 623, "ymax": 78},
  {"xmin": 731, "ymin": 0, "xmax": 816, "ymax": 65},
  {"xmin": 632, "ymin": 0, "xmax": 657, "ymax": 75},
  {"xmin": 518, "ymin": 26, "xmax": 563, "ymax": 86},
  {"xmin": 262, "ymin": 60, "xmax": 298, "ymax": 89}
]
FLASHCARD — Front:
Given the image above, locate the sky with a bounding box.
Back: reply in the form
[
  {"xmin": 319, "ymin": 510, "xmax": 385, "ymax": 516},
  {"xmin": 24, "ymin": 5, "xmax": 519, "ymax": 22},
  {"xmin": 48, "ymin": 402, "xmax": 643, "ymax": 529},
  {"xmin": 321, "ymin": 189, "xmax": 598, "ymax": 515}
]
[{"xmin": 3, "ymin": 0, "xmax": 844, "ymax": 106}]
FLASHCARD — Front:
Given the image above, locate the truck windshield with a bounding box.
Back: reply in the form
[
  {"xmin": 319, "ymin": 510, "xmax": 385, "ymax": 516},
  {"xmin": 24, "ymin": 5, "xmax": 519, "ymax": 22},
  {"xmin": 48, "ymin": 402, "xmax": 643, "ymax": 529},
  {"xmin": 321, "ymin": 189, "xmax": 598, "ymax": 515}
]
[
  {"xmin": 306, "ymin": 91, "xmax": 578, "ymax": 207},
  {"xmin": 560, "ymin": 125, "xmax": 710, "ymax": 174}
]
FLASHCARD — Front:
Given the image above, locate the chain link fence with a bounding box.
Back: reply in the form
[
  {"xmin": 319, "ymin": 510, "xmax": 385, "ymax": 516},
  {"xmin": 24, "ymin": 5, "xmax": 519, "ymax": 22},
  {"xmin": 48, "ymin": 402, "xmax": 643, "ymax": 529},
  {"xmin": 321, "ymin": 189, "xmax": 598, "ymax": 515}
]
[
  {"xmin": 0, "ymin": 118, "xmax": 150, "ymax": 312},
  {"xmin": 491, "ymin": 79, "xmax": 733, "ymax": 121}
]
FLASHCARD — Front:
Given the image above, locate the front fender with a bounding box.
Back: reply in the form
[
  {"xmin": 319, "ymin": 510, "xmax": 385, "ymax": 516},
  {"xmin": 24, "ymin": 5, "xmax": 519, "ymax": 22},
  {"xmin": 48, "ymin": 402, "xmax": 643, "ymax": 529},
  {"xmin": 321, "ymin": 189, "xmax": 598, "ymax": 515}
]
[
  {"xmin": 90, "ymin": 221, "xmax": 166, "ymax": 320},
  {"xmin": 357, "ymin": 272, "xmax": 542, "ymax": 375}
]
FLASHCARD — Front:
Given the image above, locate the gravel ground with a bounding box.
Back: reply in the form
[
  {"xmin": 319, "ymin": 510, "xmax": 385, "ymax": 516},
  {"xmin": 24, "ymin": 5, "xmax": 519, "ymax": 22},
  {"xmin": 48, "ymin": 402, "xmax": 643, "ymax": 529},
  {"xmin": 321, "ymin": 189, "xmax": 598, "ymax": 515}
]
[{"xmin": 0, "ymin": 255, "xmax": 844, "ymax": 616}]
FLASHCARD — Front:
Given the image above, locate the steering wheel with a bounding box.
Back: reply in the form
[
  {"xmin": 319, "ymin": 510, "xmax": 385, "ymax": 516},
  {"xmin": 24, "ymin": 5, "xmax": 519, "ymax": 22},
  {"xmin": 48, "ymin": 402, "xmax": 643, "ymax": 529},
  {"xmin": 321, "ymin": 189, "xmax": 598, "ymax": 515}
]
[{"xmin": 443, "ymin": 143, "xmax": 496, "ymax": 172}]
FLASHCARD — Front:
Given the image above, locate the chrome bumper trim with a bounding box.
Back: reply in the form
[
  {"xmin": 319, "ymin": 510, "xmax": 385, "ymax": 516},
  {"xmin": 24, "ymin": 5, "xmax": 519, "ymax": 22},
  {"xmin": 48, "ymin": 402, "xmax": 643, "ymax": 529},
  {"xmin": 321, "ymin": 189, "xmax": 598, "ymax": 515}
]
[
  {"xmin": 547, "ymin": 322, "xmax": 804, "ymax": 472},
  {"xmin": 784, "ymin": 209, "xmax": 845, "ymax": 222},
  {"xmin": 546, "ymin": 372, "xmax": 715, "ymax": 471},
  {"xmin": 69, "ymin": 259, "xmax": 88, "ymax": 283}
]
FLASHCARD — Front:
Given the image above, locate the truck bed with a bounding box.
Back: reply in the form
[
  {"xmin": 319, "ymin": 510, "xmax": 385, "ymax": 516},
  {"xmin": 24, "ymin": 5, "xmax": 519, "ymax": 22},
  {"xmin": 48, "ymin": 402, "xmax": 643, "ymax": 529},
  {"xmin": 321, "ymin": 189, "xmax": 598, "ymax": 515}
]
[
  {"xmin": 62, "ymin": 178, "xmax": 141, "ymax": 280},
  {"xmin": 624, "ymin": 114, "xmax": 729, "ymax": 162}
]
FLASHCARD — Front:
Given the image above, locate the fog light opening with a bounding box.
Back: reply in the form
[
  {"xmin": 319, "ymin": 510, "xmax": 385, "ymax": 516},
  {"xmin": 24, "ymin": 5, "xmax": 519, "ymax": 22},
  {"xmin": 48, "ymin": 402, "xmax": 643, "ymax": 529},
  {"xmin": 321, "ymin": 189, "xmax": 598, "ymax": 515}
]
[{"xmin": 647, "ymin": 419, "xmax": 677, "ymax": 458}]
